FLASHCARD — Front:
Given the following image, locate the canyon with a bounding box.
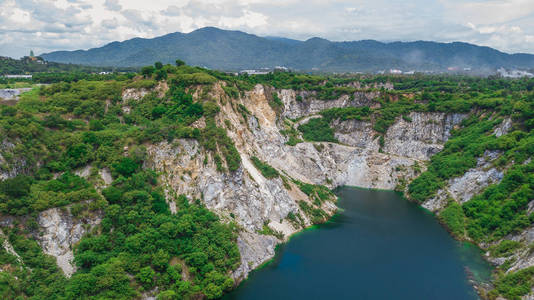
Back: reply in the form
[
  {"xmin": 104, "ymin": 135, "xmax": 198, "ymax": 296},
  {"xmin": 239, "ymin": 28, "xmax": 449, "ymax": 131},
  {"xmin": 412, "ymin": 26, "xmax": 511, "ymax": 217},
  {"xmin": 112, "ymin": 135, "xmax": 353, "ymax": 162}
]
[{"xmin": 0, "ymin": 79, "xmax": 531, "ymax": 299}]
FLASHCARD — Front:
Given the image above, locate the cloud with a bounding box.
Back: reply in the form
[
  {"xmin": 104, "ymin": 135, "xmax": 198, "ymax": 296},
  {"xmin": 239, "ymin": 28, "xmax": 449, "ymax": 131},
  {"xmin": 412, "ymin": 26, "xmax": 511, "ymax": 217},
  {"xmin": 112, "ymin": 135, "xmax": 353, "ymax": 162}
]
[
  {"xmin": 104, "ymin": 0, "xmax": 122, "ymax": 11},
  {"xmin": 1, "ymin": 0, "xmax": 533, "ymax": 59},
  {"xmin": 101, "ymin": 18, "xmax": 119, "ymax": 29},
  {"xmin": 162, "ymin": 5, "xmax": 181, "ymax": 16}
]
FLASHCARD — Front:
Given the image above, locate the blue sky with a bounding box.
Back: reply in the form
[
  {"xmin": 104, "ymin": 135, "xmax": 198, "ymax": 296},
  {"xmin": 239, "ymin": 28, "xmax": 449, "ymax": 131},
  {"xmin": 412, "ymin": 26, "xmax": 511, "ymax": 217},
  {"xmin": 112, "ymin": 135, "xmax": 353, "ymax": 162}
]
[{"xmin": 1, "ymin": 0, "xmax": 533, "ymax": 58}]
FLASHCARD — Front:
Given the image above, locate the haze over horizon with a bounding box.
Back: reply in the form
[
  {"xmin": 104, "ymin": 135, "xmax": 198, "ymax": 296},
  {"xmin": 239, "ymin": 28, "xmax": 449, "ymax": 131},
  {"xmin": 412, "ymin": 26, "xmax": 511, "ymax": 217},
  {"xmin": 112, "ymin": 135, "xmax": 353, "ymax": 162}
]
[{"xmin": 1, "ymin": 0, "xmax": 534, "ymax": 59}]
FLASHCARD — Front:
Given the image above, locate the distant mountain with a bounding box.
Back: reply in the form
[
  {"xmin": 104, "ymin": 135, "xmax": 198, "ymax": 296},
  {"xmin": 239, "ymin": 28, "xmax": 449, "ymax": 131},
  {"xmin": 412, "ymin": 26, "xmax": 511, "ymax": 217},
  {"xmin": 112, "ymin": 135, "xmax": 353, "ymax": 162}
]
[{"xmin": 41, "ymin": 27, "xmax": 534, "ymax": 73}]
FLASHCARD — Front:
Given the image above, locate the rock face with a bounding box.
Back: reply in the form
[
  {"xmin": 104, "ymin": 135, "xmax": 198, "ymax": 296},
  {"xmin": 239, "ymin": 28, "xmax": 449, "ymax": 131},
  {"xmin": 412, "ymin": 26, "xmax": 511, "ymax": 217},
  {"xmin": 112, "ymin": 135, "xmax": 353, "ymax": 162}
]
[
  {"xmin": 423, "ymin": 150, "xmax": 505, "ymax": 212},
  {"xmin": 0, "ymin": 88, "xmax": 32, "ymax": 100},
  {"xmin": 495, "ymin": 226, "xmax": 534, "ymax": 273},
  {"xmin": 122, "ymin": 82, "xmax": 168, "ymax": 101},
  {"xmin": 280, "ymin": 89, "xmax": 380, "ymax": 119},
  {"xmin": 145, "ymin": 84, "xmax": 467, "ymax": 282},
  {"xmin": 122, "ymin": 88, "xmax": 151, "ymax": 101},
  {"xmin": 233, "ymin": 232, "xmax": 278, "ymax": 280},
  {"xmin": 19, "ymin": 82, "xmax": 515, "ymax": 285},
  {"xmin": 384, "ymin": 112, "xmax": 465, "ymax": 161},
  {"xmin": 0, "ymin": 139, "xmax": 27, "ymax": 180},
  {"xmin": 0, "ymin": 229, "xmax": 23, "ymax": 268},
  {"xmin": 36, "ymin": 206, "xmax": 101, "ymax": 277}
]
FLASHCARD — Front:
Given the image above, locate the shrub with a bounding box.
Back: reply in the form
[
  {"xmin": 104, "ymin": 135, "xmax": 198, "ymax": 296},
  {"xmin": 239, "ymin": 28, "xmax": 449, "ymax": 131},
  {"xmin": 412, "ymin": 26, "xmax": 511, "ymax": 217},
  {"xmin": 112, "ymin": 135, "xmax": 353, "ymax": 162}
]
[
  {"xmin": 251, "ymin": 156, "xmax": 279, "ymax": 179},
  {"xmin": 112, "ymin": 157, "xmax": 139, "ymax": 177},
  {"xmin": 0, "ymin": 175, "xmax": 32, "ymax": 198},
  {"xmin": 141, "ymin": 66, "xmax": 155, "ymax": 78},
  {"xmin": 298, "ymin": 118, "xmax": 337, "ymax": 142},
  {"xmin": 439, "ymin": 201, "xmax": 465, "ymax": 237},
  {"xmin": 490, "ymin": 240, "xmax": 522, "ymax": 258}
]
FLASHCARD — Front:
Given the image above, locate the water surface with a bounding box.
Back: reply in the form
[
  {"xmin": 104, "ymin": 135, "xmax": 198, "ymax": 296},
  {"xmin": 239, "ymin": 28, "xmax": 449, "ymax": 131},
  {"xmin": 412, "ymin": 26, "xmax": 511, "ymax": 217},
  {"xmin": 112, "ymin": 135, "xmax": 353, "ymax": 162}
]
[{"xmin": 224, "ymin": 187, "xmax": 492, "ymax": 300}]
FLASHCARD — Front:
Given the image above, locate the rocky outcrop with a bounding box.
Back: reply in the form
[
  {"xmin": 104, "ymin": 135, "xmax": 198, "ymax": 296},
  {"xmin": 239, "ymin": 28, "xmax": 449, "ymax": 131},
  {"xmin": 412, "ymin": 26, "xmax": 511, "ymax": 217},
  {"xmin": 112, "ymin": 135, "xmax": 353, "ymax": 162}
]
[
  {"xmin": 279, "ymin": 89, "xmax": 380, "ymax": 119},
  {"xmin": 146, "ymin": 139, "xmax": 312, "ymax": 234},
  {"xmin": 0, "ymin": 88, "xmax": 32, "ymax": 100},
  {"xmin": 36, "ymin": 206, "xmax": 101, "ymax": 277},
  {"xmin": 422, "ymin": 152, "xmax": 504, "ymax": 212},
  {"xmin": 384, "ymin": 112, "xmax": 465, "ymax": 161},
  {"xmin": 143, "ymin": 83, "xmax": 469, "ymax": 281},
  {"xmin": 122, "ymin": 88, "xmax": 151, "ymax": 101},
  {"xmin": 0, "ymin": 139, "xmax": 27, "ymax": 180},
  {"xmin": 0, "ymin": 229, "xmax": 23, "ymax": 268},
  {"xmin": 493, "ymin": 118, "xmax": 512, "ymax": 137},
  {"xmin": 5, "ymin": 81, "xmax": 484, "ymax": 283},
  {"xmin": 233, "ymin": 232, "xmax": 278, "ymax": 280},
  {"xmin": 122, "ymin": 82, "xmax": 168, "ymax": 102}
]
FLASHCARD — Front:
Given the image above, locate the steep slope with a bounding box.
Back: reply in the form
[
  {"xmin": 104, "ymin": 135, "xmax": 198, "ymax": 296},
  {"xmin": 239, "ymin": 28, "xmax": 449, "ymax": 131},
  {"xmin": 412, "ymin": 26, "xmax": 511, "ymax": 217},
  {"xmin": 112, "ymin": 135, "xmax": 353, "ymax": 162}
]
[
  {"xmin": 0, "ymin": 69, "xmax": 533, "ymax": 299},
  {"xmin": 41, "ymin": 27, "xmax": 534, "ymax": 72}
]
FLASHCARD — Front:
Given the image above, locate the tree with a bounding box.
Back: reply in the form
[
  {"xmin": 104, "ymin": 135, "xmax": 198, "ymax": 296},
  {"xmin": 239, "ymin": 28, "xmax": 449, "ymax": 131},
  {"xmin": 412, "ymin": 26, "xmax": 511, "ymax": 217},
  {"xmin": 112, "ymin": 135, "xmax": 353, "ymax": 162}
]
[
  {"xmin": 137, "ymin": 266, "xmax": 155, "ymax": 289},
  {"xmin": 155, "ymin": 69, "xmax": 167, "ymax": 81},
  {"xmin": 175, "ymin": 59, "xmax": 185, "ymax": 67},
  {"xmin": 203, "ymin": 283, "xmax": 222, "ymax": 299},
  {"xmin": 157, "ymin": 290, "xmax": 178, "ymax": 300},
  {"xmin": 66, "ymin": 143, "xmax": 92, "ymax": 168},
  {"xmin": 152, "ymin": 249, "xmax": 170, "ymax": 271},
  {"xmin": 141, "ymin": 66, "xmax": 155, "ymax": 78},
  {"xmin": 89, "ymin": 119, "xmax": 104, "ymax": 131},
  {"xmin": 0, "ymin": 175, "xmax": 32, "ymax": 198},
  {"xmin": 155, "ymin": 62, "xmax": 163, "ymax": 70},
  {"xmin": 112, "ymin": 157, "xmax": 139, "ymax": 177}
]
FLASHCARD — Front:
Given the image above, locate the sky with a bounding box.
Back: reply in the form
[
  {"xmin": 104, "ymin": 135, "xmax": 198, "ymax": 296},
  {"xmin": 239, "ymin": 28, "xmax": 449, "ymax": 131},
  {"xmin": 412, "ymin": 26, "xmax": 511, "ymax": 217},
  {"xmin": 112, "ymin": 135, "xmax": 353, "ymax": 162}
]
[{"xmin": 1, "ymin": 0, "xmax": 534, "ymax": 58}]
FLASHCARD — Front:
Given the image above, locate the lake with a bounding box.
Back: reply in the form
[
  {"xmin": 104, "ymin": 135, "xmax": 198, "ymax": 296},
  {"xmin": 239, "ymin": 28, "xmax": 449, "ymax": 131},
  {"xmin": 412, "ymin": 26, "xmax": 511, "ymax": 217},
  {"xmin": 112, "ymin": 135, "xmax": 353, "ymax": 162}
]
[{"xmin": 223, "ymin": 186, "xmax": 493, "ymax": 300}]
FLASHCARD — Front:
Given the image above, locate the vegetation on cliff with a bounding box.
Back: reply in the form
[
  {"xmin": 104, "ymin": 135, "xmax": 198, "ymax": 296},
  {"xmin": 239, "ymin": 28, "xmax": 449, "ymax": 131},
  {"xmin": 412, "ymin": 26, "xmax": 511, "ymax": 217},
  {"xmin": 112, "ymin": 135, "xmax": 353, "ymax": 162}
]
[
  {"xmin": 0, "ymin": 63, "xmax": 245, "ymax": 299},
  {"xmin": 1, "ymin": 61, "xmax": 534, "ymax": 299}
]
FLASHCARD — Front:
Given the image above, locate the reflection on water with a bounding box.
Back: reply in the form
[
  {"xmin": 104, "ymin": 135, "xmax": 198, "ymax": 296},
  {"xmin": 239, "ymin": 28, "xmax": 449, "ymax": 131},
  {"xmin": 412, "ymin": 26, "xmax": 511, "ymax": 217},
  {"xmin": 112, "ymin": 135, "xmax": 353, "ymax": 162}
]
[{"xmin": 223, "ymin": 187, "xmax": 493, "ymax": 300}]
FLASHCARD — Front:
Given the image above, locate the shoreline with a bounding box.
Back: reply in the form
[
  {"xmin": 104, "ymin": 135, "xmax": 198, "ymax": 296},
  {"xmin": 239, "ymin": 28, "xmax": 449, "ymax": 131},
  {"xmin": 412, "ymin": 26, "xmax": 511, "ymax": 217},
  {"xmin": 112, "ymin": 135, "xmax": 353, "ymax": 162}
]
[{"xmin": 231, "ymin": 185, "xmax": 495, "ymax": 298}]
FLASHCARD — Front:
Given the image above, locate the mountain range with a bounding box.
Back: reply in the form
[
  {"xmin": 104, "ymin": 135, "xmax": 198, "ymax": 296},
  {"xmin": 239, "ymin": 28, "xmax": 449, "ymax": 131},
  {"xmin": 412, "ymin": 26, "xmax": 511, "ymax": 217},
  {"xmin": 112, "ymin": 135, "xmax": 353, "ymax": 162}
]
[{"xmin": 41, "ymin": 27, "xmax": 534, "ymax": 73}]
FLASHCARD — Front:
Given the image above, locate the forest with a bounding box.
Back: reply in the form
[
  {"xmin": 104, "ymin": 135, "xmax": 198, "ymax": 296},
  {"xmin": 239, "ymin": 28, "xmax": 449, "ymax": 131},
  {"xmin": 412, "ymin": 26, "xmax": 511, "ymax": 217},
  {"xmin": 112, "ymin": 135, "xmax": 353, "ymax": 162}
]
[{"xmin": 0, "ymin": 62, "xmax": 533, "ymax": 299}]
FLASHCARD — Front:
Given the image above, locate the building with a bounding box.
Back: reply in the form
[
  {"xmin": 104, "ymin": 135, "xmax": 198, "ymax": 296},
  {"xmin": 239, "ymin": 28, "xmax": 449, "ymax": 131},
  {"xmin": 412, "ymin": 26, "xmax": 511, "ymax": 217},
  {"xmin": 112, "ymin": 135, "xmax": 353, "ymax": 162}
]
[
  {"xmin": 3, "ymin": 75, "xmax": 33, "ymax": 79},
  {"xmin": 239, "ymin": 69, "xmax": 271, "ymax": 75}
]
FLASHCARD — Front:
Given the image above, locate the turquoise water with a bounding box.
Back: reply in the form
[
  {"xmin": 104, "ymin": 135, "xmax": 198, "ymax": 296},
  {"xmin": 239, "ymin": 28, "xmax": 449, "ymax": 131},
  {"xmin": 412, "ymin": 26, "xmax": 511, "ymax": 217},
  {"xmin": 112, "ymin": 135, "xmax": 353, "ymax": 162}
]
[{"xmin": 223, "ymin": 186, "xmax": 493, "ymax": 300}]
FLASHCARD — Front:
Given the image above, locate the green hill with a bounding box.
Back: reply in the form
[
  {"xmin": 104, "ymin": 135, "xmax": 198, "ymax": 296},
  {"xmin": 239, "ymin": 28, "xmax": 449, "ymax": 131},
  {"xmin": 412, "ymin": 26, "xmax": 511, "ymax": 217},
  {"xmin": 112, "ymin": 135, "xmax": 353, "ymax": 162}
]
[{"xmin": 41, "ymin": 27, "xmax": 534, "ymax": 73}]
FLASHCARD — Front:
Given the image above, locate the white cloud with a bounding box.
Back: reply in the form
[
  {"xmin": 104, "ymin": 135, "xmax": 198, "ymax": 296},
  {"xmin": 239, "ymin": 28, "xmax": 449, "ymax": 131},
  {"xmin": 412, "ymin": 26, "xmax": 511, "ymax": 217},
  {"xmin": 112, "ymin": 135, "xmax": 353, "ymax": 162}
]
[
  {"xmin": 104, "ymin": 0, "xmax": 122, "ymax": 11},
  {"xmin": 0, "ymin": 0, "xmax": 533, "ymax": 58}
]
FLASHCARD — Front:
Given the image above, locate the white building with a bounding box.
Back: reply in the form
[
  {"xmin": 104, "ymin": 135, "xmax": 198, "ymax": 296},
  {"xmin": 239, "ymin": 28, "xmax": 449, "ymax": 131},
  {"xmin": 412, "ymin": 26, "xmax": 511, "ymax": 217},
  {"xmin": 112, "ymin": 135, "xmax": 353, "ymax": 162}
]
[
  {"xmin": 3, "ymin": 74, "xmax": 32, "ymax": 79},
  {"xmin": 239, "ymin": 69, "xmax": 271, "ymax": 75}
]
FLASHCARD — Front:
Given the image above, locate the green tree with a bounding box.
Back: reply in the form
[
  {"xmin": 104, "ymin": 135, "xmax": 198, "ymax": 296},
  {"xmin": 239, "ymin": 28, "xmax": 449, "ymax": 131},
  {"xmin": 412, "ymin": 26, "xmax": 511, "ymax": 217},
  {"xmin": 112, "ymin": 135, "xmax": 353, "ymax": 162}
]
[
  {"xmin": 112, "ymin": 157, "xmax": 139, "ymax": 177},
  {"xmin": 157, "ymin": 290, "xmax": 178, "ymax": 300},
  {"xmin": 155, "ymin": 69, "xmax": 167, "ymax": 81},
  {"xmin": 141, "ymin": 66, "xmax": 155, "ymax": 78},
  {"xmin": 137, "ymin": 266, "xmax": 156, "ymax": 289},
  {"xmin": 0, "ymin": 175, "xmax": 32, "ymax": 198},
  {"xmin": 89, "ymin": 119, "xmax": 104, "ymax": 131},
  {"xmin": 152, "ymin": 249, "xmax": 170, "ymax": 271}
]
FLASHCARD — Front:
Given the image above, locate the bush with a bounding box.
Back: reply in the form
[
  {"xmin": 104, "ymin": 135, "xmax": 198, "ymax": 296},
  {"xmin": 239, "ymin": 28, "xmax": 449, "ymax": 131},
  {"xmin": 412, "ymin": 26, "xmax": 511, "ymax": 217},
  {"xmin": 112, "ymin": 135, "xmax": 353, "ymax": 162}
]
[
  {"xmin": 298, "ymin": 118, "xmax": 337, "ymax": 142},
  {"xmin": 490, "ymin": 240, "xmax": 522, "ymax": 258},
  {"xmin": 251, "ymin": 156, "xmax": 279, "ymax": 179},
  {"xmin": 0, "ymin": 175, "xmax": 32, "ymax": 198},
  {"xmin": 439, "ymin": 201, "xmax": 465, "ymax": 237},
  {"xmin": 89, "ymin": 119, "xmax": 104, "ymax": 131},
  {"xmin": 141, "ymin": 66, "xmax": 155, "ymax": 78},
  {"xmin": 494, "ymin": 267, "xmax": 534, "ymax": 299},
  {"xmin": 112, "ymin": 157, "xmax": 139, "ymax": 177}
]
